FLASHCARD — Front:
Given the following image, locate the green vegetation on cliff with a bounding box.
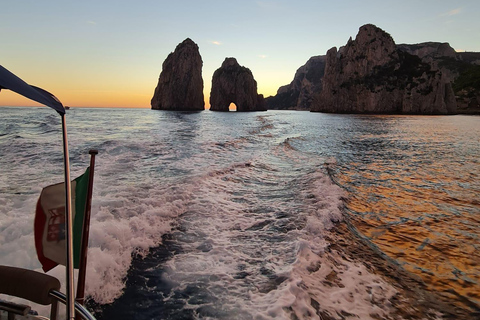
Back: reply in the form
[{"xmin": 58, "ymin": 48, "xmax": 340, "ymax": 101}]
[
  {"xmin": 453, "ymin": 65, "xmax": 480, "ymax": 93},
  {"xmin": 453, "ymin": 65, "xmax": 480, "ymax": 114}
]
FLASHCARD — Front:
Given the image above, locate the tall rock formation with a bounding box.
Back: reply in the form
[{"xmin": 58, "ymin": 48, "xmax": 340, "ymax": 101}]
[
  {"xmin": 210, "ymin": 58, "xmax": 266, "ymax": 112},
  {"xmin": 311, "ymin": 24, "xmax": 457, "ymax": 114},
  {"xmin": 151, "ymin": 38, "xmax": 204, "ymax": 111},
  {"xmin": 266, "ymin": 55, "xmax": 326, "ymax": 110}
]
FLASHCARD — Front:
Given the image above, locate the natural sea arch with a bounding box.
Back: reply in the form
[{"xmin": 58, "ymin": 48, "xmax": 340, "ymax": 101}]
[{"xmin": 209, "ymin": 58, "xmax": 266, "ymax": 112}]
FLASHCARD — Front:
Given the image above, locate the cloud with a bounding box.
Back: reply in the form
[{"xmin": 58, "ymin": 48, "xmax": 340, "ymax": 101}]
[
  {"xmin": 86, "ymin": 21, "xmax": 97, "ymax": 25},
  {"xmin": 258, "ymin": 55, "xmax": 268, "ymax": 59},
  {"xmin": 440, "ymin": 8, "xmax": 461, "ymax": 17},
  {"xmin": 210, "ymin": 41, "xmax": 221, "ymax": 46}
]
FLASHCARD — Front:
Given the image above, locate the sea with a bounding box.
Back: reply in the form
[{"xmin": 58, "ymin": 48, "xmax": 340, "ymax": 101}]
[{"xmin": 0, "ymin": 106, "xmax": 479, "ymax": 320}]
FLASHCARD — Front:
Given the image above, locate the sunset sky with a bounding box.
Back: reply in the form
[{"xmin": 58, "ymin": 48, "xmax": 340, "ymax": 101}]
[{"xmin": 1, "ymin": 0, "xmax": 479, "ymax": 109}]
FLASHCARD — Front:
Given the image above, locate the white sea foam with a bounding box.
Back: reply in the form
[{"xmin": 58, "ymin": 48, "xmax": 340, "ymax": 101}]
[
  {"xmin": 156, "ymin": 156, "xmax": 398, "ymax": 319},
  {"xmin": 0, "ymin": 109, "xmax": 400, "ymax": 319},
  {"xmin": 0, "ymin": 167, "xmax": 190, "ymax": 317},
  {"xmin": 0, "ymin": 129, "xmax": 194, "ymax": 316}
]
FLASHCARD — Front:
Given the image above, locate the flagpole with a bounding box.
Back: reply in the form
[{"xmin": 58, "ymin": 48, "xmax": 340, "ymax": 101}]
[
  {"xmin": 75, "ymin": 149, "xmax": 98, "ymax": 314},
  {"xmin": 61, "ymin": 113, "xmax": 75, "ymax": 320}
]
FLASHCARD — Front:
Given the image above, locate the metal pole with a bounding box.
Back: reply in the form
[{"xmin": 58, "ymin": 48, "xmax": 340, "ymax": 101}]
[
  {"xmin": 61, "ymin": 114, "xmax": 75, "ymax": 320},
  {"xmin": 75, "ymin": 149, "xmax": 98, "ymax": 313}
]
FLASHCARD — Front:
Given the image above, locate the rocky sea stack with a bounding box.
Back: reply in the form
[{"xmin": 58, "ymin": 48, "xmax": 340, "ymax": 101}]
[
  {"xmin": 310, "ymin": 24, "xmax": 457, "ymax": 114},
  {"xmin": 210, "ymin": 58, "xmax": 266, "ymax": 112},
  {"xmin": 151, "ymin": 38, "xmax": 204, "ymax": 111}
]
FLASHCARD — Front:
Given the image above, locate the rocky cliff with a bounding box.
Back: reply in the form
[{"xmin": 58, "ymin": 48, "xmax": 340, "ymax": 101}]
[
  {"xmin": 398, "ymin": 42, "xmax": 480, "ymax": 114},
  {"xmin": 398, "ymin": 42, "xmax": 461, "ymax": 82},
  {"xmin": 266, "ymin": 55, "xmax": 326, "ymax": 110},
  {"xmin": 310, "ymin": 24, "xmax": 457, "ymax": 114},
  {"xmin": 398, "ymin": 42, "xmax": 458, "ymax": 60},
  {"xmin": 151, "ymin": 38, "xmax": 204, "ymax": 111},
  {"xmin": 210, "ymin": 58, "xmax": 266, "ymax": 112}
]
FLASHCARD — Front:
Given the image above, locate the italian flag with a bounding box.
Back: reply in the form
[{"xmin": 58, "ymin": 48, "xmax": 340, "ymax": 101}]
[{"xmin": 34, "ymin": 168, "xmax": 90, "ymax": 272}]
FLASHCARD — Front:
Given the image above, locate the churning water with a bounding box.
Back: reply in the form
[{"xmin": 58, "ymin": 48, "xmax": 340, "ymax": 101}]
[{"xmin": 0, "ymin": 107, "xmax": 479, "ymax": 319}]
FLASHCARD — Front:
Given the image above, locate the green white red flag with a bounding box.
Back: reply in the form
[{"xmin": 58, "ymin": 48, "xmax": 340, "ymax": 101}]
[{"xmin": 34, "ymin": 168, "xmax": 90, "ymax": 272}]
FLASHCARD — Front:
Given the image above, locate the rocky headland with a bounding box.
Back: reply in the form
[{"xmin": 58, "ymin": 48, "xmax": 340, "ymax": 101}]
[
  {"xmin": 151, "ymin": 38, "xmax": 204, "ymax": 111},
  {"xmin": 267, "ymin": 24, "xmax": 480, "ymax": 114},
  {"xmin": 310, "ymin": 24, "xmax": 456, "ymax": 114},
  {"xmin": 210, "ymin": 58, "xmax": 266, "ymax": 112},
  {"xmin": 397, "ymin": 42, "xmax": 480, "ymax": 114}
]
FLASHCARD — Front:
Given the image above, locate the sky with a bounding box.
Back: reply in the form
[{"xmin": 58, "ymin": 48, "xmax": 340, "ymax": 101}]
[{"xmin": 1, "ymin": 0, "xmax": 479, "ymax": 109}]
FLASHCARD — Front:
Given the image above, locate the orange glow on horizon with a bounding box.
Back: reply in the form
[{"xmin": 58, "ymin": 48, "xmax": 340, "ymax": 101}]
[
  {"xmin": 1, "ymin": 88, "xmax": 276, "ymax": 110},
  {"xmin": 1, "ymin": 89, "xmax": 220, "ymax": 109}
]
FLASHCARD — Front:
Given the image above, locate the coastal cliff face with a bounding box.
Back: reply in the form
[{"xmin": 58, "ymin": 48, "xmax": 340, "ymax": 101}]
[
  {"xmin": 398, "ymin": 42, "xmax": 458, "ymax": 60},
  {"xmin": 210, "ymin": 58, "xmax": 266, "ymax": 112},
  {"xmin": 266, "ymin": 56, "xmax": 326, "ymax": 110},
  {"xmin": 398, "ymin": 42, "xmax": 460, "ymax": 82},
  {"xmin": 151, "ymin": 38, "xmax": 204, "ymax": 111},
  {"xmin": 398, "ymin": 42, "xmax": 480, "ymax": 114},
  {"xmin": 311, "ymin": 24, "xmax": 457, "ymax": 114}
]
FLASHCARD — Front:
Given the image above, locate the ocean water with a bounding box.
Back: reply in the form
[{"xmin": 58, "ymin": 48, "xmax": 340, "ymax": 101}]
[{"xmin": 0, "ymin": 107, "xmax": 479, "ymax": 319}]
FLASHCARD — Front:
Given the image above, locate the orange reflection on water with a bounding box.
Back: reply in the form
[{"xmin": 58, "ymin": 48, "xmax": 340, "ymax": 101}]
[{"xmin": 340, "ymin": 160, "xmax": 480, "ymax": 308}]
